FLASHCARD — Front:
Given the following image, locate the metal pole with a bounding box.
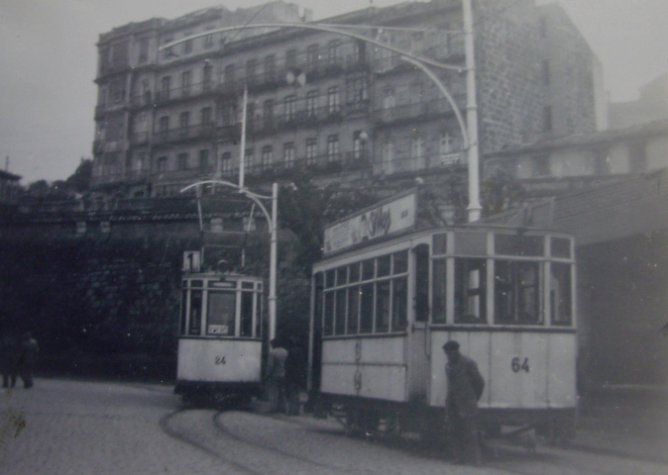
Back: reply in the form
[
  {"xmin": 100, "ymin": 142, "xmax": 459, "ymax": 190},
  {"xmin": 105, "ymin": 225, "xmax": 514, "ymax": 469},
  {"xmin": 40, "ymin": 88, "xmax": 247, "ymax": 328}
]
[
  {"xmin": 268, "ymin": 182, "xmax": 278, "ymax": 341},
  {"xmin": 463, "ymin": 0, "xmax": 482, "ymax": 222},
  {"xmin": 239, "ymin": 86, "xmax": 248, "ymax": 189}
]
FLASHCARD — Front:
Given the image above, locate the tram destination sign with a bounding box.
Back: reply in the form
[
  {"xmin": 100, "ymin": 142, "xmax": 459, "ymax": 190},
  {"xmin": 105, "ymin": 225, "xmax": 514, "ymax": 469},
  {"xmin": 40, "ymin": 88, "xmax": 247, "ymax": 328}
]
[{"xmin": 323, "ymin": 190, "xmax": 417, "ymax": 256}]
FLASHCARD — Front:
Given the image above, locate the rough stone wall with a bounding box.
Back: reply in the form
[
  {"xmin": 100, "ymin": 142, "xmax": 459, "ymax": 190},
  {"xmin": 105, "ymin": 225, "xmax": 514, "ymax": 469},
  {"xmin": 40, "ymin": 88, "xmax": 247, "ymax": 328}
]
[{"xmin": 475, "ymin": 0, "xmax": 543, "ymax": 154}]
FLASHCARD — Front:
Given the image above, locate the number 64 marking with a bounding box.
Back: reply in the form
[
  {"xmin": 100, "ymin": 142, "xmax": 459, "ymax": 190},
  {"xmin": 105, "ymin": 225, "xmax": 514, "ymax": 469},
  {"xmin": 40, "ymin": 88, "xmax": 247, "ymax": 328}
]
[{"xmin": 511, "ymin": 357, "xmax": 530, "ymax": 373}]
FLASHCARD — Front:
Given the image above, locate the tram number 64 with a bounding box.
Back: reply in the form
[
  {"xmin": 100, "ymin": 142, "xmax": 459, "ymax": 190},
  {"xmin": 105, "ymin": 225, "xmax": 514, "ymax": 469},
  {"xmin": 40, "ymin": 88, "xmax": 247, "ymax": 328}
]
[
  {"xmin": 511, "ymin": 357, "xmax": 530, "ymax": 373},
  {"xmin": 215, "ymin": 356, "xmax": 226, "ymax": 365}
]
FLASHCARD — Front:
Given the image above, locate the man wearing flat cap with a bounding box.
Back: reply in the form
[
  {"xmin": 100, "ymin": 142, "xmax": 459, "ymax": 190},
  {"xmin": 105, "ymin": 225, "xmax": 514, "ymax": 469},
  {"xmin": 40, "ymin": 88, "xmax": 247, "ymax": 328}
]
[{"xmin": 443, "ymin": 340, "xmax": 485, "ymax": 466}]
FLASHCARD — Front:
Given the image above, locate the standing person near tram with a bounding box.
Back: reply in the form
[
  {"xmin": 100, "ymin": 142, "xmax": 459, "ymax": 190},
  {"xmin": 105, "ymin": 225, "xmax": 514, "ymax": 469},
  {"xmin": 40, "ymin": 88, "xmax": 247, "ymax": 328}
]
[
  {"xmin": 264, "ymin": 337, "xmax": 288, "ymax": 414},
  {"xmin": 17, "ymin": 332, "xmax": 39, "ymax": 389},
  {"xmin": 443, "ymin": 340, "xmax": 485, "ymax": 466}
]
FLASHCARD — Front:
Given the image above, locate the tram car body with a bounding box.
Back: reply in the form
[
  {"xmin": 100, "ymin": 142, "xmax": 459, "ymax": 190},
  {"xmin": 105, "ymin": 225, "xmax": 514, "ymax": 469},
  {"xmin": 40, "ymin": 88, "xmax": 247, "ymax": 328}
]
[
  {"xmin": 310, "ymin": 218, "xmax": 577, "ymax": 438},
  {"xmin": 176, "ymin": 272, "xmax": 264, "ymax": 401}
]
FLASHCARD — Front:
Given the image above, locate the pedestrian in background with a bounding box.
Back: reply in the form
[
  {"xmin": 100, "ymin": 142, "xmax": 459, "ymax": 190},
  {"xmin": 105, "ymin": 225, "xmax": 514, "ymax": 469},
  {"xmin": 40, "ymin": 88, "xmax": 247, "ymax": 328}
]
[
  {"xmin": 443, "ymin": 340, "xmax": 485, "ymax": 466},
  {"xmin": 265, "ymin": 337, "xmax": 288, "ymax": 414},
  {"xmin": 17, "ymin": 332, "xmax": 39, "ymax": 389},
  {"xmin": 0, "ymin": 334, "xmax": 18, "ymax": 388}
]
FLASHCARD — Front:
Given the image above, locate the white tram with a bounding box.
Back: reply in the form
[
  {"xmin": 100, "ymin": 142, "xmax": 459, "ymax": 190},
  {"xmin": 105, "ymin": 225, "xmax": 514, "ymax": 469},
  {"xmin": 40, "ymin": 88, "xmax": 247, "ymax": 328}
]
[
  {"xmin": 308, "ymin": 196, "xmax": 577, "ymax": 439},
  {"xmin": 176, "ymin": 272, "xmax": 264, "ymax": 402}
]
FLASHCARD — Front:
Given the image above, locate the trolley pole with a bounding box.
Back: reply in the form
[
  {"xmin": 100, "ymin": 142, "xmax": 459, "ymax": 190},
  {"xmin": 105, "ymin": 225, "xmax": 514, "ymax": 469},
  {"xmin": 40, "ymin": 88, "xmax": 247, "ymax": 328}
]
[
  {"xmin": 238, "ymin": 86, "xmax": 248, "ymax": 190},
  {"xmin": 463, "ymin": 0, "xmax": 482, "ymax": 223},
  {"xmin": 268, "ymin": 182, "xmax": 278, "ymax": 341}
]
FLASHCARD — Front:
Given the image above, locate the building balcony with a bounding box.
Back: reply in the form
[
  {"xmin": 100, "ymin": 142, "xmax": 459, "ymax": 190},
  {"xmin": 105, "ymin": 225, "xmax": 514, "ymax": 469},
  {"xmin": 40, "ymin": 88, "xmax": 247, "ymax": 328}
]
[
  {"xmin": 373, "ymin": 96, "xmax": 464, "ymax": 126},
  {"xmin": 375, "ymin": 152, "xmax": 464, "ymax": 176},
  {"xmin": 152, "ymin": 124, "xmax": 219, "ymax": 145},
  {"xmin": 244, "ymin": 152, "xmax": 370, "ymax": 178}
]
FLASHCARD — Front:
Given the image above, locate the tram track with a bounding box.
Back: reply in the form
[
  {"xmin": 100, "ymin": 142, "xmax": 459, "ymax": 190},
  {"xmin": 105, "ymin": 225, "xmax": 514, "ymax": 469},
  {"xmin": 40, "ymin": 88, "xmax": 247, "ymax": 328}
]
[{"xmin": 159, "ymin": 408, "xmax": 265, "ymax": 475}]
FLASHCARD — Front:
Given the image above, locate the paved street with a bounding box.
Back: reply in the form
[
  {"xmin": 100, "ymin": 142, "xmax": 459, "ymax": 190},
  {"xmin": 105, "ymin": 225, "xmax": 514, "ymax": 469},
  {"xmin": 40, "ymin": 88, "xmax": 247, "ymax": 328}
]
[{"xmin": 1, "ymin": 379, "xmax": 666, "ymax": 475}]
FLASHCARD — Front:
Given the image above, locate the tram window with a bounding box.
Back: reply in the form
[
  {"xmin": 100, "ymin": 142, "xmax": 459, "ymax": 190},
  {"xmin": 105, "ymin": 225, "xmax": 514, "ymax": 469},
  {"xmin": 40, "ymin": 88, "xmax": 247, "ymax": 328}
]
[
  {"xmin": 348, "ymin": 286, "xmax": 360, "ymax": 334},
  {"xmin": 394, "ymin": 250, "xmax": 408, "ymax": 274},
  {"xmin": 362, "ymin": 259, "xmax": 375, "ymax": 280},
  {"xmin": 349, "ymin": 263, "xmax": 360, "ymax": 283},
  {"xmin": 189, "ymin": 290, "xmax": 203, "ymax": 335},
  {"xmin": 191, "ymin": 279, "xmax": 203, "ymax": 287},
  {"xmin": 360, "ymin": 283, "xmax": 374, "ymax": 333},
  {"xmin": 180, "ymin": 290, "xmax": 188, "ymax": 335},
  {"xmin": 325, "ymin": 270, "xmax": 335, "ymax": 288},
  {"xmin": 207, "ymin": 292, "xmax": 236, "ymax": 335},
  {"xmin": 336, "ymin": 266, "xmax": 348, "ymax": 286},
  {"xmin": 241, "ymin": 281, "xmax": 254, "ymax": 289},
  {"xmin": 454, "ymin": 259, "xmax": 486, "ymax": 324},
  {"xmin": 377, "ymin": 255, "xmax": 391, "ymax": 277},
  {"xmin": 376, "ymin": 281, "xmax": 391, "ymax": 332},
  {"xmin": 414, "ymin": 244, "xmax": 429, "ymax": 322},
  {"xmin": 324, "ymin": 292, "xmax": 334, "ymax": 336},
  {"xmin": 432, "ymin": 259, "xmax": 447, "ymax": 323},
  {"xmin": 255, "ymin": 296, "xmax": 263, "ymax": 338},
  {"xmin": 495, "ymin": 234, "xmax": 544, "ymax": 257},
  {"xmin": 335, "ymin": 289, "xmax": 347, "ymax": 335},
  {"xmin": 240, "ymin": 291, "xmax": 254, "ymax": 337},
  {"xmin": 495, "ymin": 261, "xmax": 541, "ymax": 324},
  {"xmin": 551, "ymin": 263, "xmax": 572, "ymax": 325},
  {"xmin": 433, "ymin": 233, "xmax": 447, "ymax": 255},
  {"xmin": 551, "ymin": 237, "xmax": 571, "ymax": 258},
  {"xmin": 392, "ymin": 277, "xmax": 408, "ymax": 331},
  {"xmin": 314, "ymin": 272, "xmax": 324, "ymax": 337}
]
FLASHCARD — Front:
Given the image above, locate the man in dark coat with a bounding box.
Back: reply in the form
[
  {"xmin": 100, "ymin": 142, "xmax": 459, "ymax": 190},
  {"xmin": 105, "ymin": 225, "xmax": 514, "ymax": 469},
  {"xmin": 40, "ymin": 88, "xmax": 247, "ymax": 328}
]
[
  {"xmin": 443, "ymin": 340, "xmax": 485, "ymax": 466},
  {"xmin": 17, "ymin": 332, "xmax": 39, "ymax": 389},
  {"xmin": 0, "ymin": 334, "xmax": 18, "ymax": 388}
]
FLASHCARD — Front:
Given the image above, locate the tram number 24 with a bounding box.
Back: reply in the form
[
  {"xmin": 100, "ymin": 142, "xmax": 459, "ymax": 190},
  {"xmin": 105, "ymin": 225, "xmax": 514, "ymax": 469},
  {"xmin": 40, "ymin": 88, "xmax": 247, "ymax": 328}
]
[
  {"xmin": 511, "ymin": 357, "xmax": 530, "ymax": 373},
  {"xmin": 215, "ymin": 356, "xmax": 226, "ymax": 365}
]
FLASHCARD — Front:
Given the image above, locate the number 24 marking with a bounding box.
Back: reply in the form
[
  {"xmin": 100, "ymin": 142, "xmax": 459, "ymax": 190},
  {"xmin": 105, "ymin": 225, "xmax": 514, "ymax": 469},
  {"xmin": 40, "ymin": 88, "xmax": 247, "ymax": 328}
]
[
  {"xmin": 215, "ymin": 356, "xmax": 226, "ymax": 365},
  {"xmin": 511, "ymin": 357, "xmax": 530, "ymax": 373}
]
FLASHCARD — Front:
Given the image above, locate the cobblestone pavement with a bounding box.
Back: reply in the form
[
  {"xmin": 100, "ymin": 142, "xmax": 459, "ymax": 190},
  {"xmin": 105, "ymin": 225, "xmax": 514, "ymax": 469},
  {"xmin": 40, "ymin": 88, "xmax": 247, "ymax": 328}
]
[{"xmin": 1, "ymin": 379, "xmax": 666, "ymax": 475}]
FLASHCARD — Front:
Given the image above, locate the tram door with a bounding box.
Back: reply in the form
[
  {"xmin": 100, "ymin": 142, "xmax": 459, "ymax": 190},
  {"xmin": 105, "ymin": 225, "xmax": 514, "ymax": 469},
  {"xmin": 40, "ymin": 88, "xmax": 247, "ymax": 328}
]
[{"xmin": 407, "ymin": 244, "xmax": 430, "ymax": 401}]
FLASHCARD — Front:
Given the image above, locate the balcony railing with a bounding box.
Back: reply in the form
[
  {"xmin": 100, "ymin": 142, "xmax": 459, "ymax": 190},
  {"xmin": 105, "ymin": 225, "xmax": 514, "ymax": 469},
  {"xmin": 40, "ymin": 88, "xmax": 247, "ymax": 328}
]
[
  {"xmin": 373, "ymin": 96, "xmax": 465, "ymax": 125},
  {"xmin": 152, "ymin": 124, "xmax": 218, "ymax": 144},
  {"xmin": 375, "ymin": 152, "xmax": 464, "ymax": 175}
]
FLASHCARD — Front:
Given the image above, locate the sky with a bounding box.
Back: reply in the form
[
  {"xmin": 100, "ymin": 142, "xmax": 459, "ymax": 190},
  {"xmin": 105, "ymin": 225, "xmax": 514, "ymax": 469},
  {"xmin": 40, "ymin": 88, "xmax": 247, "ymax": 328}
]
[{"xmin": 0, "ymin": 0, "xmax": 666, "ymax": 184}]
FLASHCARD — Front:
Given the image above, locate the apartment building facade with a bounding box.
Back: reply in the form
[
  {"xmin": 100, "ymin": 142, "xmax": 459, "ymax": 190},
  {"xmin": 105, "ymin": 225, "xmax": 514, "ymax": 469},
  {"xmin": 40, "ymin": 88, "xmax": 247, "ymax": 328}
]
[{"xmin": 92, "ymin": 0, "xmax": 601, "ymax": 198}]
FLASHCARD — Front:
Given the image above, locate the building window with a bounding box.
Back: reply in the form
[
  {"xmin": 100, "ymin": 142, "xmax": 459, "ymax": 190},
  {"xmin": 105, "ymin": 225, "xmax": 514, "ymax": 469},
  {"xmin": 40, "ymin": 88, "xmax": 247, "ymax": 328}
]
[
  {"xmin": 353, "ymin": 41, "xmax": 366, "ymax": 64},
  {"xmin": 261, "ymin": 145, "xmax": 273, "ymax": 169},
  {"xmin": 411, "ymin": 136, "xmax": 424, "ymax": 161},
  {"xmin": 353, "ymin": 130, "xmax": 367, "ymax": 160},
  {"xmin": 543, "ymin": 105, "xmax": 553, "ymax": 132},
  {"xmin": 181, "ymin": 70, "xmax": 192, "ymax": 96},
  {"xmin": 225, "ymin": 64, "xmax": 235, "ymax": 87},
  {"xmin": 327, "ymin": 135, "xmax": 339, "ymax": 162},
  {"xmin": 159, "ymin": 116, "xmax": 169, "ymax": 135},
  {"xmin": 264, "ymin": 54, "xmax": 276, "ymax": 83},
  {"xmin": 221, "ymin": 151, "xmax": 232, "ymax": 175},
  {"xmin": 199, "ymin": 150, "xmax": 209, "ymax": 170},
  {"xmin": 138, "ymin": 38, "xmax": 149, "ymax": 63},
  {"xmin": 184, "ymin": 38, "xmax": 193, "ymax": 55},
  {"xmin": 306, "ymin": 90, "xmax": 318, "ymax": 116},
  {"xmin": 328, "ymin": 86, "xmax": 340, "ymax": 114},
  {"xmin": 203, "ymin": 63, "xmax": 212, "ymax": 91},
  {"xmin": 245, "ymin": 148, "xmax": 255, "ymax": 170},
  {"xmin": 593, "ymin": 148, "xmax": 610, "ymax": 175},
  {"xmin": 204, "ymin": 34, "xmax": 214, "ymax": 49},
  {"xmin": 306, "ymin": 138, "xmax": 318, "ymax": 165},
  {"xmin": 283, "ymin": 142, "xmax": 295, "ymax": 168},
  {"xmin": 286, "ymin": 49, "xmax": 298, "ymax": 70},
  {"xmin": 201, "ymin": 107, "xmax": 212, "ymax": 125},
  {"xmin": 179, "ymin": 112, "xmax": 190, "ymax": 135},
  {"xmin": 163, "ymin": 38, "xmax": 174, "ymax": 59},
  {"xmin": 157, "ymin": 156, "xmax": 167, "ymax": 173},
  {"xmin": 533, "ymin": 155, "xmax": 550, "ymax": 177},
  {"xmin": 382, "ymin": 141, "xmax": 394, "ymax": 168},
  {"xmin": 307, "ymin": 44, "xmax": 319, "ymax": 71},
  {"xmin": 541, "ymin": 60, "xmax": 550, "ymax": 86},
  {"xmin": 246, "ymin": 59, "xmax": 257, "ymax": 85},
  {"xmin": 383, "ymin": 88, "xmax": 395, "ymax": 109},
  {"xmin": 161, "ymin": 76, "xmax": 171, "ymax": 99},
  {"xmin": 110, "ymin": 78, "xmax": 126, "ymax": 104},
  {"xmin": 346, "ymin": 77, "xmax": 368, "ymax": 104},
  {"xmin": 178, "ymin": 153, "xmax": 188, "ymax": 171},
  {"xmin": 328, "ymin": 39, "xmax": 341, "ymax": 66},
  {"xmin": 284, "ymin": 95, "xmax": 296, "ymax": 121},
  {"xmin": 263, "ymin": 100, "xmax": 274, "ymax": 128}
]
